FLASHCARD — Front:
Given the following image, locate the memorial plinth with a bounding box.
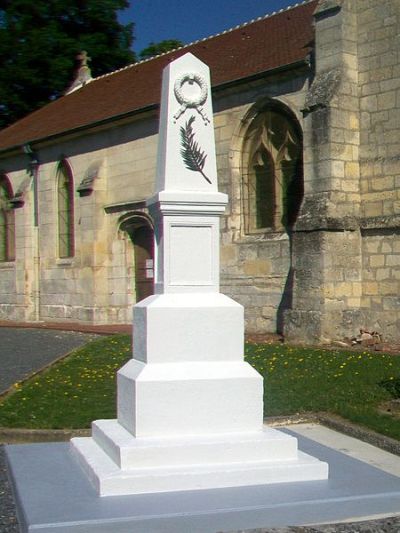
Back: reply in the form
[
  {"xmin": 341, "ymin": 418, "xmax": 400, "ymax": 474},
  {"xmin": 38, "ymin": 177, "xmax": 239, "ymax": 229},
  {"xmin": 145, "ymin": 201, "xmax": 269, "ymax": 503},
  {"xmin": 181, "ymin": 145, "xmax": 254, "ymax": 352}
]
[{"xmin": 71, "ymin": 53, "xmax": 328, "ymax": 496}]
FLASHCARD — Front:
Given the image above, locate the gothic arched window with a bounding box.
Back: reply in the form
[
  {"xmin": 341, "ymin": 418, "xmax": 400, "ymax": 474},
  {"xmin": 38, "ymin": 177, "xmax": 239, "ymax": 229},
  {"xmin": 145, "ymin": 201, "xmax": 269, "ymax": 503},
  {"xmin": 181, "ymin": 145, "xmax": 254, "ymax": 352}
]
[
  {"xmin": 0, "ymin": 175, "xmax": 15, "ymax": 262},
  {"xmin": 243, "ymin": 106, "xmax": 303, "ymax": 233},
  {"xmin": 57, "ymin": 161, "xmax": 74, "ymax": 258}
]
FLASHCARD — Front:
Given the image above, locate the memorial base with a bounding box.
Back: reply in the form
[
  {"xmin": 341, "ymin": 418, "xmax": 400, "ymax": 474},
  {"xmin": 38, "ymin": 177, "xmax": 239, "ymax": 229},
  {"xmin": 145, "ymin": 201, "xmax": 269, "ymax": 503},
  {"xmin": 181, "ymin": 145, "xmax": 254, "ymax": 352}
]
[
  {"xmin": 71, "ymin": 422, "xmax": 328, "ymax": 496},
  {"xmin": 6, "ymin": 426, "xmax": 400, "ymax": 533},
  {"xmin": 70, "ymin": 289, "xmax": 328, "ymax": 497}
]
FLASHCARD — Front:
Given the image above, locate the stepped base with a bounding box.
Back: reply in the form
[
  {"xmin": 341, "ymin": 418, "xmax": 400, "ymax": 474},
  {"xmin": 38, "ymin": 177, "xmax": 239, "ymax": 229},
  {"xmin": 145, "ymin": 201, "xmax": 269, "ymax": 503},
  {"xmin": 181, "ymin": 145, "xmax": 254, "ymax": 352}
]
[
  {"xmin": 8, "ymin": 427, "xmax": 400, "ymax": 533},
  {"xmin": 71, "ymin": 421, "xmax": 328, "ymax": 496}
]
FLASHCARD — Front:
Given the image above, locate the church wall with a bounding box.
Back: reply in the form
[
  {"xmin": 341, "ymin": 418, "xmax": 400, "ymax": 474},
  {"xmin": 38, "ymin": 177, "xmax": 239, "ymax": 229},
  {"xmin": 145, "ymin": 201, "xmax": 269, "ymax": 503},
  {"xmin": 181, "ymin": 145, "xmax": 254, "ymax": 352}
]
[
  {"xmin": 285, "ymin": 0, "xmax": 363, "ymax": 343},
  {"xmin": 285, "ymin": 0, "xmax": 400, "ymax": 343},
  {"xmin": 1, "ymin": 0, "xmax": 399, "ymax": 342},
  {"xmin": 94, "ymin": 119, "xmax": 158, "ymax": 323},
  {"xmin": 0, "ymin": 161, "xmax": 36, "ymax": 322},
  {"xmin": 358, "ymin": 0, "xmax": 400, "ymax": 339},
  {"xmin": 0, "ymin": 118, "xmax": 159, "ymax": 324},
  {"xmin": 214, "ymin": 74, "xmax": 310, "ymax": 334},
  {"xmin": 0, "ymin": 263, "xmax": 17, "ymax": 316},
  {"xmin": 103, "ymin": 117, "xmax": 158, "ymax": 206},
  {"xmin": 0, "ymin": 67, "xmax": 360, "ymax": 336},
  {"xmin": 0, "ymin": 75, "xmax": 309, "ymax": 331},
  {"xmin": 360, "ymin": 230, "xmax": 400, "ymax": 339}
]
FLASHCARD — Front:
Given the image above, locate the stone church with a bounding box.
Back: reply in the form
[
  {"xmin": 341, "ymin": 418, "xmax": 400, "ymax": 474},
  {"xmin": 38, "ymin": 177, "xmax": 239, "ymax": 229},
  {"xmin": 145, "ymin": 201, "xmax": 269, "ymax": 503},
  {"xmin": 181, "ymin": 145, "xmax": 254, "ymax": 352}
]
[{"xmin": 0, "ymin": 0, "xmax": 399, "ymax": 344}]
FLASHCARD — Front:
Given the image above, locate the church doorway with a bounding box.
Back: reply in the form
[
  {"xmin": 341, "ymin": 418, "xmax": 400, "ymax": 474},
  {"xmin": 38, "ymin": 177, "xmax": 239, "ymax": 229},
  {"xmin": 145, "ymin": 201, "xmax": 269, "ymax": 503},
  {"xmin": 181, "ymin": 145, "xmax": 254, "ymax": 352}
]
[{"xmin": 121, "ymin": 216, "xmax": 154, "ymax": 302}]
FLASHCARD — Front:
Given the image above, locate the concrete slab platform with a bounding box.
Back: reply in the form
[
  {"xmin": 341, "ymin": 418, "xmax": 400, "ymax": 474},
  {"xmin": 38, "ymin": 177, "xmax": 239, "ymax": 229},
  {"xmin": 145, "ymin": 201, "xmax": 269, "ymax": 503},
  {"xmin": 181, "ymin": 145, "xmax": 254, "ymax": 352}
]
[
  {"xmin": 285, "ymin": 424, "xmax": 400, "ymax": 479},
  {"xmin": 5, "ymin": 425, "xmax": 400, "ymax": 533}
]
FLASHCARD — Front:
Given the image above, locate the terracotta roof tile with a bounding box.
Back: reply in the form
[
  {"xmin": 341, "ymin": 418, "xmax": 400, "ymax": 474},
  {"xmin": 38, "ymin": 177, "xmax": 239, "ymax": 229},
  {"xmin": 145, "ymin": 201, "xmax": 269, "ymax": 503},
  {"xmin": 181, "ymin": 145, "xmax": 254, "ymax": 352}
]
[{"xmin": 0, "ymin": 1, "xmax": 317, "ymax": 153}]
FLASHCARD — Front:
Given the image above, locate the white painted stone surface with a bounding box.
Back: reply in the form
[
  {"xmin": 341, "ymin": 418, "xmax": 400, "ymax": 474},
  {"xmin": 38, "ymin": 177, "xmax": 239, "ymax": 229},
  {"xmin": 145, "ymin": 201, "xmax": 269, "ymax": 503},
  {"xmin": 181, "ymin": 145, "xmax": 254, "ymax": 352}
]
[
  {"xmin": 71, "ymin": 53, "xmax": 328, "ymax": 496},
  {"xmin": 117, "ymin": 360, "xmax": 263, "ymax": 437},
  {"xmin": 72, "ymin": 429, "xmax": 328, "ymax": 496},
  {"xmin": 91, "ymin": 420, "xmax": 299, "ymax": 469},
  {"xmin": 155, "ymin": 53, "xmax": 218, "ymax": 193},
  {"xmin": 132, "ymin": 293, "xmax": 244, "ymax": 363},
  {"xmin": 150, "ymin": 199, "xmax": 227, "ymax": 294}
]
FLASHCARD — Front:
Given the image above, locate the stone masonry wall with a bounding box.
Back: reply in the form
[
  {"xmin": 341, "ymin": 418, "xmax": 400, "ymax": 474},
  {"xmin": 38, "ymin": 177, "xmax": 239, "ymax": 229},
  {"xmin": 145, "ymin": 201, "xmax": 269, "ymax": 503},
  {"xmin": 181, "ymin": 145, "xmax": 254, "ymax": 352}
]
[
  {"xmin": 0, "ymin": 161, "xmax": 37, "ymax": 322},
  {"xmin": 215, "ymin": 72, "xmax": 310, "ymax": 334},
  {"xmin": 358, "ymin": 0, "xmax": 400, "ymax": 340},
  {"xmin": 286, "ymin": 0, "xmax": 363, "ymax": 343},
  {"xmin": 0, "ymin": 118, "xmax": 159, "ymax": 324},
  {"xmin": 361, "ymin": 230, "xmax": 400, "ymax": 339},
  {"xmin": 286, "ymin": 0, "xmax": 400, "ymax": 343},
  {"xmin": 0, "ymin": 35, "xmax": 362, "ymax": 334}
]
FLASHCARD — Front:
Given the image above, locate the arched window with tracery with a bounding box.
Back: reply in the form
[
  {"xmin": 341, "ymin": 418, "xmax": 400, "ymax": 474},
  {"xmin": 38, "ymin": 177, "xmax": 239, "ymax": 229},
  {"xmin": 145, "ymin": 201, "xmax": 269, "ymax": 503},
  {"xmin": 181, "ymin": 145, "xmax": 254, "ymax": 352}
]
[
  {"xmin": 0, "ymin": 175, "xmax": 15, "ymax": 262},
  {"xmin": 242, "ymin": 105, "xmax": 303, "ymax": 233},
  {"xmin": 57, "ymin": 160, "xmax": 74, "ymax": 258}
]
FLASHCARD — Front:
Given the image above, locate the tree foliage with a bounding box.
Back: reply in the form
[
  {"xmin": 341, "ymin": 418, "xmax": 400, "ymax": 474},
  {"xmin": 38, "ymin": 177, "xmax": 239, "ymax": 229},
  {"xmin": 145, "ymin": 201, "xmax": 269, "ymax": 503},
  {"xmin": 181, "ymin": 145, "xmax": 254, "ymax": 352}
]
[
  {"xmin": 139, "ymin": 39, "xmax": 183, "ymax": 60},
  {"xmin": 0, "ymin": 0, "xmax": 136, "ymax": 129}
]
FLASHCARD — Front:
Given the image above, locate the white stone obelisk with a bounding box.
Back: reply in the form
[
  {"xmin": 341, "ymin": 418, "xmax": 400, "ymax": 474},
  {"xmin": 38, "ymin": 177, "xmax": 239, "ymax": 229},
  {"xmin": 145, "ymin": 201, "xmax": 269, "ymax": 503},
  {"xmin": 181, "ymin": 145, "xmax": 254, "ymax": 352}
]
[{"xmin": 71, "ymin": 53, "xmax": 328, "ymax": 496}]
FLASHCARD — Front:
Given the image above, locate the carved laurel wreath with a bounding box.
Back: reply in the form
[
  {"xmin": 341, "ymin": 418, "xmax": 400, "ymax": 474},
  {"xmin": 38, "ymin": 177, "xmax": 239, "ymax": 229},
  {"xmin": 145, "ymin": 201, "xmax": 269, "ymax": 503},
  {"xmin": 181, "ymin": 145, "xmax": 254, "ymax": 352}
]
[
  {"xmin": 174, "ymin": 73, "xmax": 208, "ymax": 108},
  {"xmin": 173, "ymin": 72, "xmax": 210, "ymax": 124}
]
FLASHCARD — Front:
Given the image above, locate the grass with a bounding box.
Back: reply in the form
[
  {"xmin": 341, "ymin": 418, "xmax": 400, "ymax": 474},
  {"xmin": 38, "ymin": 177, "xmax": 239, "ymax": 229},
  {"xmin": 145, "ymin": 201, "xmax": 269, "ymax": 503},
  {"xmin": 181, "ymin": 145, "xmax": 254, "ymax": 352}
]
[
  {"xmin": 246, "ymin": 343, "xmax": 400, "ymax": 440},
  {"xmin": 0, "ymin": 335, "xmax": 132, "ymax": 429},
  {"xmin": 0, "ymin": 336, "xmax": 399, "ymax": 440}
]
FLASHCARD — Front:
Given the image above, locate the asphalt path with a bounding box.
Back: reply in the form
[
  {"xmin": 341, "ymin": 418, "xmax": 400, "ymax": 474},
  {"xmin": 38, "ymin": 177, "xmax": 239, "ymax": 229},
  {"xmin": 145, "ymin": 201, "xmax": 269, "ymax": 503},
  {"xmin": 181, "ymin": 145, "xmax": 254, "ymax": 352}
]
[
  {"xmin": 0, "ymin": 446, "xmax": 18, "ymax": 532},
  {"xmin": 0, "ymin": 327, "xmax": 99, "ymax": 394},
  {"xmin": 0, "ymin": 327, "xmax": 99, "ymax": 532}
]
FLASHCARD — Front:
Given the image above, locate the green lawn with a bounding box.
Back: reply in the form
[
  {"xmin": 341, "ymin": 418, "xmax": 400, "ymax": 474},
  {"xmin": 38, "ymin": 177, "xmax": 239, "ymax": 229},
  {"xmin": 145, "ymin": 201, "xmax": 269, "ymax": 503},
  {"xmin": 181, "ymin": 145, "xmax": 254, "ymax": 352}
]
[
  {"xmin": 0, "ymin": 335, "xmax": 132, "ymax": 429},
  {"xmin": 0, "ymin": 335, "xmax": 399, "ymax": 440},
  {"xmin": 246, "ymin": 343, "xmax": 400, "ymax": 440}
]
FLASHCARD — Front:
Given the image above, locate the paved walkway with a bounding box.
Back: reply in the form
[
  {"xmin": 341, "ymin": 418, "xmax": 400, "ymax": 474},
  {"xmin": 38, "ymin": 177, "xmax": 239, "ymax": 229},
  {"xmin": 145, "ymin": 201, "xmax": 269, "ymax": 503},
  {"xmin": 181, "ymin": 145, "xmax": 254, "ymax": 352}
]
[
  {"xmin": 0, "ymin": 324, "xmax": 118, "ymax": 532},
  {"xmin": 0, "ymin": 327, "xmax": 101, "ymax": 394},
  {"xmin": 0, "ymin": 327, "xmax": 92, "ymax": 531},
  {"xmin": 0, "ymin": 446, "xmax": 18, "ymax": 532}
]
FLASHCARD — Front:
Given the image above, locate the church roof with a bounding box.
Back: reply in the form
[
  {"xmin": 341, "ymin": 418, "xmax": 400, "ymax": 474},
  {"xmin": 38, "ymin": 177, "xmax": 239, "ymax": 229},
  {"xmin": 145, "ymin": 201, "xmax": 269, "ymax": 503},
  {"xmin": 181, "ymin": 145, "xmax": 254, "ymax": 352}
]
[{"xmin": 0, "ymin": 0, "xmax": 317, "ymax": 153}]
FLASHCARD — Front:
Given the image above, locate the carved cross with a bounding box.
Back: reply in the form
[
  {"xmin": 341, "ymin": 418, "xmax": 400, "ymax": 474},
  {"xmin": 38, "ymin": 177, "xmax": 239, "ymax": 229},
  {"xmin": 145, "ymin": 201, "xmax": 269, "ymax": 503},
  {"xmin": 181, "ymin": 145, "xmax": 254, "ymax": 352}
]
[{"xmin": 77, "ymin": 51, "xmax": 91, "ymax": 67}]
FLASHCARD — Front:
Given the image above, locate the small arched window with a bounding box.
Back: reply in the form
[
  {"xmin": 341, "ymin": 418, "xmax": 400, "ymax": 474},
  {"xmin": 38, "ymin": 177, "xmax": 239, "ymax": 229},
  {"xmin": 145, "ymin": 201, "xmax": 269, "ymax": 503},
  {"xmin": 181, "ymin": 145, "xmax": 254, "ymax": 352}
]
[
  {"xmin": 57, "ymin": 161, "xmax": 74, "ymax": 258},
  {"xmin": 0, "ymin": 175, "xmax": 15, "ymax": 262},
  {"xmin": 243, "ymin": 105, "xmax": 303, "ymax": 233}
]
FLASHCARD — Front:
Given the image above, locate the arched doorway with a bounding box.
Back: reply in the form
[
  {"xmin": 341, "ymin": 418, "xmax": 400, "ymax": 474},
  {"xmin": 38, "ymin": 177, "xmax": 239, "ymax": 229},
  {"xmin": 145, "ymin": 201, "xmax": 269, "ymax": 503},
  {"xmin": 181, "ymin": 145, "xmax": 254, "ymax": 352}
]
[{"xmin": 120, "ymin": 216, "xmax": 154, "ymax": 303}]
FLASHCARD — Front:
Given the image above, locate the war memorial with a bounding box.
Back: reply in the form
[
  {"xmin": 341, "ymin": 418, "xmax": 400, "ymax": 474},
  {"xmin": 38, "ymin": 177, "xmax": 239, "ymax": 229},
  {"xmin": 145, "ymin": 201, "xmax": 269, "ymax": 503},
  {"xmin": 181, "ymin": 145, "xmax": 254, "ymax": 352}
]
[{"xmin": 5, "ymin": 52, "xmax": 400, "ymax": 533}]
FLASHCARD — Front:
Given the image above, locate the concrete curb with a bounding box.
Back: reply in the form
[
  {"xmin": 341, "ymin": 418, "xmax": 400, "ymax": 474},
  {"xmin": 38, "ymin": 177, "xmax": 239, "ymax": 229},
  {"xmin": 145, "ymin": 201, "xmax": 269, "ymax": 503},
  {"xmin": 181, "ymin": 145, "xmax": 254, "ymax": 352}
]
[
  {"xmin": 0, "ymin": 415, "xmax": 308, "ymax": 445},
  {"xmin": 268, "ymin": 412, "xmax": 400, "ymax": 457},
  {"xmin": 316, "ymin": 412, "xmax": 400, "ymax": 457},
  {"xmin": 1, "ymin": 413, "xmax": 399, "ymax": 454},
  {"xmin": 0, "ymin": 428, "xmax": 91, "ymax": 444},
  {"xmin": 0, "ymin": 320, "xmax": 132, "ymax": 335}
]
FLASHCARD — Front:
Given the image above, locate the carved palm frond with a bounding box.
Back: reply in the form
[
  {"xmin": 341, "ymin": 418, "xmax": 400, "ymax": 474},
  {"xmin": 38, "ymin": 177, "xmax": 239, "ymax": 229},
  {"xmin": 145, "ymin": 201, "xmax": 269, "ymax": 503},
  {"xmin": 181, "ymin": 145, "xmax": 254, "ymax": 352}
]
[{"xmin": 180, "ymin": 116, "xmax": 211, "ymax": 184}]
